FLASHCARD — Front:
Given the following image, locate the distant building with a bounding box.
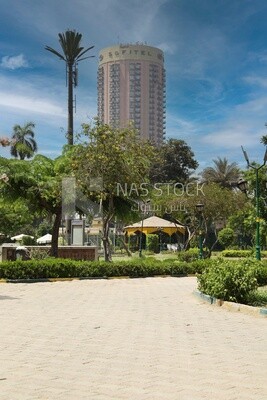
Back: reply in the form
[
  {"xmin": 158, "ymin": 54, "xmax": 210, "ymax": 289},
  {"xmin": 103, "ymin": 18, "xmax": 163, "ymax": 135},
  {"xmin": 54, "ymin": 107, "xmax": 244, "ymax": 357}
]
[{"xmin": 97, "ymin": 43, "xmax": 166, "ymax": 146}]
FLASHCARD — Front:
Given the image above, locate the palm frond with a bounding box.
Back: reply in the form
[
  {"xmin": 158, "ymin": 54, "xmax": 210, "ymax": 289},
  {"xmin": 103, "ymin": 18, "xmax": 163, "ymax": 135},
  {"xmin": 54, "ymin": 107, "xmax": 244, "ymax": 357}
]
[
  {"xmin": 76, "ymin": 45, "xmax": 95, "ymax": 60},
  {"xmin": 45, "ymin": 46, "xmax": 65, "ymax": 61}
]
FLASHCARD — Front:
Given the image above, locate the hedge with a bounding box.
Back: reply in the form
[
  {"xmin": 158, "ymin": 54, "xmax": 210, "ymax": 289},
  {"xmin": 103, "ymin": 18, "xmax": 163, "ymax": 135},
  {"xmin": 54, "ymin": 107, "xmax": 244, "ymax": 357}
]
[
  {"xmin": 0, "ymin": 258, "xmax": 266, "ymax": 289},
  {"xmin": 221, "ymin": 249, "xmax": 267, "ymax": 258},
  {"xmin": 0, "ymin": 257, "xmax": 209, "ymax": 280}
]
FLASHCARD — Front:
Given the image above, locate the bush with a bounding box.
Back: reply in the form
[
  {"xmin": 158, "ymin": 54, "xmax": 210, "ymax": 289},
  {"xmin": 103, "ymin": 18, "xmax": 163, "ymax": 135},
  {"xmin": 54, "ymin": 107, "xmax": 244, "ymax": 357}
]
[
  {"xmin": 197, "ymin": 259, "xmax": 258, "ymax": 303},
  {"xmin": 21, "ymin": 236, "xmax": 36, "ymax": 246},
  {"xmin": 177, "ymin": 248, "xmax": 199, "ymax": 262},
  {"xmin": 247, "ymin": 259, "xmax": 267, "ymax": 286},
  {"xmin": 146, "ymin": 234, "xmax": 159, "ymax": 253},
  {"xmin": 218, "ymin": 228, "xmax": 234, "ymax": 248}
]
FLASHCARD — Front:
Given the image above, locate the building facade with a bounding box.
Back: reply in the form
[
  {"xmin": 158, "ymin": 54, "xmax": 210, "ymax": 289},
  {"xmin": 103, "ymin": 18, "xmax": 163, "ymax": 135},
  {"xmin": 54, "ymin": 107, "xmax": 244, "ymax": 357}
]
[{"xmin": 97, "ymin": 44, "xmax": 166, "ymax": 146}]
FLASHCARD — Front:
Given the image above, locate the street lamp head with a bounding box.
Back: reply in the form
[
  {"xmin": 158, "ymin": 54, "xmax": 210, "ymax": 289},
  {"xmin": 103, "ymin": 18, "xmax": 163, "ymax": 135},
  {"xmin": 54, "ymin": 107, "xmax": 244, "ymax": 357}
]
[
  {"xmin": 237, "ymin": 178, "xmax": 248, "ymax": 193},
  {"xmin": 195, "ymin": 203, "xmax": 204, "ymax": 213},
  {"xmin": 241, "ymin": 145, "xmax": 250, "ymax": 167}
]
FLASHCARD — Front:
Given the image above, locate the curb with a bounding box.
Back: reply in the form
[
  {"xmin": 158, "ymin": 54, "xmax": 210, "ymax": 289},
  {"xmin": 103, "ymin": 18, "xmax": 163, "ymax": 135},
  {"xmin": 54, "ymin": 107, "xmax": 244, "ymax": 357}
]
[
  {"xmin": 0, "ymin": 277, "xmax": 110, "ymax": 283},
  {"xmin": 0, "ymin": 275, "xmax": 192, "ymax": 284},
  {"xmin": 193, "ymin": 290, "xmax": 267, "ymax": 318}
]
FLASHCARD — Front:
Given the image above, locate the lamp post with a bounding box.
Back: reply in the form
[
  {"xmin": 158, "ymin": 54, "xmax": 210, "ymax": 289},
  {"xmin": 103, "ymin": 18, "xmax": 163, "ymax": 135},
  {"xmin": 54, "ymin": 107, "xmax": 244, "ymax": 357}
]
[
  {"xmin": 195, "ymin": 203, "xmax": 204, "ymax": 259},
  {"xmin": 238, "ymin": 146, "xmax": 267, "ymax": 261}
]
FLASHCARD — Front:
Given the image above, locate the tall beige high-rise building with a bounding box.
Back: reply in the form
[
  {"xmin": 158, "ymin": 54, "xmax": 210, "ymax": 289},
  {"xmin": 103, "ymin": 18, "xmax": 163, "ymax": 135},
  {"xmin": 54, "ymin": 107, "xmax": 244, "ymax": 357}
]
[{"xmin": 97, "ymin": 43, "xmax": 166, "ymax": 145}]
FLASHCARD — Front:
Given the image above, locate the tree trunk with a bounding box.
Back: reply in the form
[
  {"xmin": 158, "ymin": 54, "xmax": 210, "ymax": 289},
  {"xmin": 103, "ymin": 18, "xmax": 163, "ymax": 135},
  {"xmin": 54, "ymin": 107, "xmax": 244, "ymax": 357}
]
[
  {"xmin": 117, "ymin": 237, "xmax": 132, "ymax": 257},
  {"xmin": 67, "ymin": 62, "xmax": 74, "ymax": 146},
  {"xmin": 51, "ymin": 208, "xmax": 62, "ymax": 257},
  {"xmin": 102, "ymin": 222, "xmax": 112, "ymax": 262},
  {"xmin": 102, "ymin": 196, "xmax": 114, "ymax": 262}
]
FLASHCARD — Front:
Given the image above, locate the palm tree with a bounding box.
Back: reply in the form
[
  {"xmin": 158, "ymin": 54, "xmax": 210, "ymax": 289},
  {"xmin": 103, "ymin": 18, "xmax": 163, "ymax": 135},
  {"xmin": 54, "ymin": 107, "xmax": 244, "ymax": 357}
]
[
  {"xmin": 201, "ymin": 157, "xmax": 240, "ymax": 189},
  {"xmin": 10, "ymin": 122, "xmax": 38, "ymax": 160},
  {"xmin": 260, "ymin": 135, "xmax": 267, "ymax": 146},
  {"xmin": 45, "ymin": 30, "xmax": 94, "ymax": 145}
]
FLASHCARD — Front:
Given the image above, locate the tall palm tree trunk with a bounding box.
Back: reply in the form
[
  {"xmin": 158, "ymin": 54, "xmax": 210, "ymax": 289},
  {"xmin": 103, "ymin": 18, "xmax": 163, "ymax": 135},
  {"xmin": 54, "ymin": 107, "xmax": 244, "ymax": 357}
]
[
  {"xmin": 67, "ymin": 62, "xmax": 74, "ymax": 146},
  {"xmin": 66, "ymin": 61, "xmax": 74, "ymax": 243}
]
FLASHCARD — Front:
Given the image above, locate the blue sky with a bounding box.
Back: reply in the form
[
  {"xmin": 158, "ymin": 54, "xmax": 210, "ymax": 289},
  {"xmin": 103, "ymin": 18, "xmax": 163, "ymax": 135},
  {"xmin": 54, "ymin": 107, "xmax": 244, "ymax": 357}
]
[{"xmin": 1, "ymin": 0, "xmax": 267, "ymax": 171}]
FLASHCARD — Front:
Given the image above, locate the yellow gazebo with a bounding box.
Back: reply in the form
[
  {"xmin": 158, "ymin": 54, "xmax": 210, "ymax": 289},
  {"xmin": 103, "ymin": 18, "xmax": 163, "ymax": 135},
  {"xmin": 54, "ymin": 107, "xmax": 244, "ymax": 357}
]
[{"xmin": 124, "ymin": 216, "xmax": 185, "ymax": 236}]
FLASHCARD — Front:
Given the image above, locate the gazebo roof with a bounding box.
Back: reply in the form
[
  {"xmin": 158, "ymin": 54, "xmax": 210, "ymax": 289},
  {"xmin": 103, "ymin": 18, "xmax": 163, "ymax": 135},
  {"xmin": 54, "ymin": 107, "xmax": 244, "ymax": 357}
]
[{"xmin": 124, "ymin": 216, "xmax": 185, "ymax": 236}]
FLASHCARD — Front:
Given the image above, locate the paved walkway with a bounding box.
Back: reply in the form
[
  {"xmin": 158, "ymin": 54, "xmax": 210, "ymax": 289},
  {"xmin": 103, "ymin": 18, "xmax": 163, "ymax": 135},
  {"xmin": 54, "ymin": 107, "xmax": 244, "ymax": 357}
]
[{"xmin": 0, "ymin": 277, "xmax": 266, "ymax": 400}]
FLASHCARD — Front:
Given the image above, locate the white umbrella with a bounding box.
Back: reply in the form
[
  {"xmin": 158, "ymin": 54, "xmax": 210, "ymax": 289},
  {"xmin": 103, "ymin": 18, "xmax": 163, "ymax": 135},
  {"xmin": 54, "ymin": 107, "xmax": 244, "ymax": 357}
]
[
  {"xmin": 36, "ymin": 234, "xmax": 52, "ymax": 244},
  {"xmin": 11, "ymin": 234, "xmax": 34, "ymax": 241}
]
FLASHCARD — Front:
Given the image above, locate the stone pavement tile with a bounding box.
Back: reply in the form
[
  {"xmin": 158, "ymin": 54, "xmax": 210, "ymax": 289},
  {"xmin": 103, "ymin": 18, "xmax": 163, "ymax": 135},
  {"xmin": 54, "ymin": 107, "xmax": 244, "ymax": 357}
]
[{"xmin": 0, "ymin": 277, "xmax": 266, "ymax": 400}]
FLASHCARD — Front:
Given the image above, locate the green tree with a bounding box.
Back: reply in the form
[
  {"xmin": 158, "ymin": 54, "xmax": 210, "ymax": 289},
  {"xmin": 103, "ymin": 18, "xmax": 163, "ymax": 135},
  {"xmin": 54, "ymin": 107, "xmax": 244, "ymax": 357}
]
[
  {"xmin": 200, "ymin": 157, "xmax": 239, "ymax": 188},
  {"xmin": 71, "ymin": 121, "xmax": 155, "ymax": 261},
  {"xmin": 45, "ymin": 30, "xmax": 94, "ymax": 145},
  {"xmin": 10, "ymin": 122, "xmax": 37, "ymax": 160},
  {"xmin": 150, "ymin": 138, "xmax": 198, "ymax": 183},
  {"xmin": 150, "ymin": 181, "xmax": 247, "ymax": 254},
  {"xmin": 227, "ymin": 209, "xmax": 254, "ymax": 249},
  {"xmin": 0, "ymin": 197, "xmax": 34, "ymax": 237},
  {"xmin": 0, "ymin": 154, "xmax": 72, "ymax": 256}
]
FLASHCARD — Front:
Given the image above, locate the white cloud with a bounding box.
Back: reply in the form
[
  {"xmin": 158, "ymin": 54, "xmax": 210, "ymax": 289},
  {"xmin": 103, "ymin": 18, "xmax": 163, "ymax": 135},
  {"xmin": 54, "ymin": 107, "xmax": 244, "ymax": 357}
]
[
  {"xmin": 0, "ymin": 92, "xmax": 65, "ymax": 116},
  {"xmin": 200, "ymin": 94, "xmax": 267, "ymax": 151},
  {"xmin": 167, "ymin": 113, "xmax": 199, "ymax": 136},
  {"xmin": 243, "ymin": 75, "xmax": 267, "ymax": 89},
  {"xmin": 1, "ymin": 54, "xmax": 29, "ymax": 70},
  {"xmin": 202, "ymin": 128, "xmax": 257, "ymax": 149}
]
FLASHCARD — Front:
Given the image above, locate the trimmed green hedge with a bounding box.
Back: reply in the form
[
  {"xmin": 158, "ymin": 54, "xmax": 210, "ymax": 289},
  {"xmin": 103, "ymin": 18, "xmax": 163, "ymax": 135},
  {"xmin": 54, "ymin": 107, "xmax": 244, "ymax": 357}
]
[
  {"xmin": 221, "ymin": 250, "xmax": 252, "ymax": 258},
  {"xmin": 0, "ymin": 258, "xmax": 207, "ymax": 280},
  {"xmin": 0, "ymin": 258, "xmax": 267, "ymax": 293},
  {"xmin": 221, "ymin": 249, "xmax": 267, "ymax": 258}
]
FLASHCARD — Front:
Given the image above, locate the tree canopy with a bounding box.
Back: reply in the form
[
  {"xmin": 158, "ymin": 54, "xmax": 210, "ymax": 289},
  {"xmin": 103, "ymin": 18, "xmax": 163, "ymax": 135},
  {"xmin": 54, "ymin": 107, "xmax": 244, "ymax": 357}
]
[
  {"xmin": 0, "ymin": 154, "xmax": 72, "ymax": 256},
  {"xmin": 200, "ymin": 157, "xmax": 239, "ymax": 188},
  {"xmin": 149, "ymin": 138, "xmax": 198, "ymax": 184},
  {"xmin": 10, "ymin": 122, "xmax": 37, "ymax": 160},
  {"xmin": 71, "ymin": 121, "xmax": 155, "ymax": 260},
  {"xmin": 45, "ymin": 30, "xmax": 94, "ymax": 146}
]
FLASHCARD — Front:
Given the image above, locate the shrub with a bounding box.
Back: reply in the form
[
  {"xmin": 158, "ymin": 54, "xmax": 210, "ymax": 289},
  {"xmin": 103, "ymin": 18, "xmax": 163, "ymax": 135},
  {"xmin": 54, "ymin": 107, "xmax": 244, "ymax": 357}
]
[
  {"xmin": 21, "ymin": 236, "xmax": 36, "ymax": 246},
  {"xmin": 218, "ymin": 228, "xmax": 234, "ymax": 248},
  {"xmin": 177, "ymin": 248, "xmax": 199, "ymax": 262},
  {"xmin": 146, "ymin": 234, "xmax": 159, "ymax": 253},
  {"xmin": 246, "ymin": 259, "xmax": 267, "ymax": 286},
  {"xmin": 197, "ymin": 259, "xmax": 258, "ymax": 303}
]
